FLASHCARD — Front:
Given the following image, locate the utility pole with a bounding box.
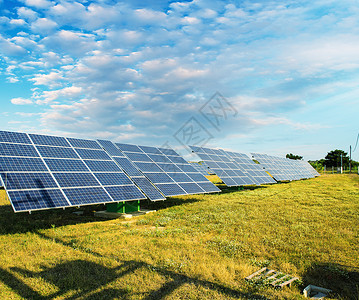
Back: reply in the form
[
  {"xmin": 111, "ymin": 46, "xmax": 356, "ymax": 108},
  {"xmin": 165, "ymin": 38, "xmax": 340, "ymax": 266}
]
[
  {"xmin": 341, "ymin": 153, "xmax": 343, "ymax": 174},
  {"xmin": 349, "ymin": 145, "xmax": 352, "ymax": 174}
]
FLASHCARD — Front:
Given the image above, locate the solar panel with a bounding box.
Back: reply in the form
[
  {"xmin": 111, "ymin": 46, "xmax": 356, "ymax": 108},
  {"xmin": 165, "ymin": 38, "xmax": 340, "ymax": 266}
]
[
  {"xmin": 0, "ymin": 131, "xmax": 146, "ymax": 212},
  {"xmin": 190, "ymin": 146, "xmax": 277, "ymax": 187},
  {"xmin": 222, "ymin": 151, "xmax": 276, "ymax": 185},
  {"xmin": 189, "ymin": 162, "xmax": 210, "ymax": 176},
  {"xmin": 97, "ymin": 140, "xmax": 165, "ymax": 201},
  {"xmin": 251, "ymin": 153, "xmax": 317, "ymax": 181},
  {"xmin": 110, "ymin": 143, "xmax": 220, "ymax": 196}
]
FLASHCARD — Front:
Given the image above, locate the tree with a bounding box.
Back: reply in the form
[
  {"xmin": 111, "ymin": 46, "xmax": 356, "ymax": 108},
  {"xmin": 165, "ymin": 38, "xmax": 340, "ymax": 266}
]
[
  {"xmin": 286, "ymin": 153, "xmax": 303, "ymax": 160},
  {"xmin": 324, "ymin": 149, "xmax": 349, "ymax": 168}
]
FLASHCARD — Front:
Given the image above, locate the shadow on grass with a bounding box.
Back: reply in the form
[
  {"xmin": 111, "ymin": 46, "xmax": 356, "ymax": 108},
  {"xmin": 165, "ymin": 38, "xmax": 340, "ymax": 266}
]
[
  {"xmin": 0, "ymin": 194, "xmax": 201, "ymax": 235},
  {"xmin": 0, "ymin": 203, "xmax": 104, "ymax": 235},
  {"xmin": 141, "ymin": 196, "xmax": 200, "ymax": 211},
  {"xmin": 302, "ymin": 262, "xmax": 359, "ymax": 300},
  {"xmin": 1, "ymin": 259, "xmax": 269, "ymax": 300}
]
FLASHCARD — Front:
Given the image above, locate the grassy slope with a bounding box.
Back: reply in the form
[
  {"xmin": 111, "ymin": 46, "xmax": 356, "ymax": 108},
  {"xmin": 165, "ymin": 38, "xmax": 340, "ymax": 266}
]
[{"xmin": 0, "ymin": 174, "xmax": 358, "ymax": 299}]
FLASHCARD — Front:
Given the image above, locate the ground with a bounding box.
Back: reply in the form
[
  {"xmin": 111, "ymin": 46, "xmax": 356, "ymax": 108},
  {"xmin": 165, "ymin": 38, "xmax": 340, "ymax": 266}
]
[{"xmin": 0, "ymin": 174, "xmax": 358, "ymax": 299}]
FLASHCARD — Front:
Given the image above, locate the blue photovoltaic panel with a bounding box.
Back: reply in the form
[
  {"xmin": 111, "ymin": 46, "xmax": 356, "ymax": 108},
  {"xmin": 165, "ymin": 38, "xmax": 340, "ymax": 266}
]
[
  {"xmin": 67, "ymin": 138, "xmax": 102, "ymax": 150},
  {"xmin": 116, "ymin": 143, "xmax": 142, "ymax": 153},
  {"xmin": 156, "ymin": 163, "xmax": 182, "ymax": 173},
  {"xmin": 112, "ymin": 157, "xmax": 143, "ymax": 176},
  {"xmin": 84, "ymin": 160, "xmax": 122, "ymax": 172},
  {"xmin": 0, "ymin": 157, "xmax": 48, "ymax": 172},
  {"xmin": 97, "ymin": 140, "xmax": 124, "ymax": 157},
  {"xmin": 135, "ymin": 162, "xmax": 163, "ymax": 173},
  {"xmin": 197, "ymin": 182, "xmax": 221, "ymax": 193},
  {"xmin": 0, "ymin": 143, "xmax": 39, "ymax": 157},
  {"xmin": 105, "ymin": 186, "xmax": 145, "ymax": 201},
  {"xmin": 96, "ymin": 139, "xmax": 166, "ymax": 201},
  {"xmin": 190, "ymin": 146, "xmax": 258, "ymax": 187},
  {"xmin": 45, "ymin": 159, "xmax": 88, "ymax": 172},
  {"xmin": 0, "ymin": 131, "xmax": 31, "ymax": 144},
  {"xmin": 147, "ymin": 154, "xmax": 172, "ymax": 163},
  {"xmin": 167, "ymin": 172, "xmax": 193, "ymax": 183},
  {"xmin": 8, "ymin": 189, "xmax": 68, "ymax": 212},
  {"xmin": 75, "ymin": 148, "xmax": 112, "ymax": 160},
  {"xmin": 29, "ymin": 134, "xmax": 71, "ymax": 147},
  {"xmin": 138, "ymin": 145, "xmax": 162, "ymax": 154},
  {"xmin": 157, "ymin": 147, "xmax": 178, "ymax": 156},
  {"xmin": 145, "ymin": 173, "xmax": 174, "ymax": 184},
  {"xmin": 155, "ymin": 183, "xmax": 186, "ymax": 197},
  {"xmin": 167, "ymin": 156, "xmax": 187, "ymax": 164},
  {"xmin": 0, "ymin": 131, "xmax": 151, "ymax": 212},
  {"xmin": 187, "ymin": 172, "xmax": 208, "ymax": 182},
  {"xmin": 37, "ymin": 146, "xmax": 78, "ymax": 159},
  {"xmin": 125, "ymin": 152, "xmax": 152, "ymax": 162},
  {"xmin": 176, "ymin": 164, "xmax": 197, "ymax": 173},
  {"xmin": 94, "ymin": 173, "xmax": 133, "ymax": 186},
  {"xmin": 63, "ymin": 187, "xmax": 113, "ymax": 205},
  {"xmin": 130, "ymin": 177, "xmax": 165, "ymax": 201},
  {"xmin": 53, "ymin": 173, "xmax": 100, "ymax": 188},
  {"xmin": 0, "ymin": 173, "xmax": 58, "ymax": 190},
  {"xmin": 178, "ymin": 183, "xmax": 204, "ymax": 194}
]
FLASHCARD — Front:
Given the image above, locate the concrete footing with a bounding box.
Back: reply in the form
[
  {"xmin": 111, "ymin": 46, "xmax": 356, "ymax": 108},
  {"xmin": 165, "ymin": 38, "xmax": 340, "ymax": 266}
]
[{"xmin": 94, "ymin": 209, "xmax": 156, "ymax": 219}]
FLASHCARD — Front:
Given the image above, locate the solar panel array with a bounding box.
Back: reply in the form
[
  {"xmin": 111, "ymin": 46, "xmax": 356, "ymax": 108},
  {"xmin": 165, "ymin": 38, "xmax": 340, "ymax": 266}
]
[
  {"xmin": 251, "ymin": 153, "xmax": 319, "ymax": 181},
  {"xmin": 190, "ymin": 146, "xmax": 276, "ymax": 187},
  {"xmin": 0, "ymin": 131, "xmax": 146, "ymax": 212},
  {"xmin": 189, "ymin": 162, "xmax": 211, "ymax": 176},
  {"xmin": 116, "ymin": 144, "xmax": 220, "ymax": 196},
  {"xmin": 0, "ymin": 131, "xmax": 221, "ymax": 212},
  {"xmin": 97, "ymin": 140, "xmax": 165, "ymax": 201}
]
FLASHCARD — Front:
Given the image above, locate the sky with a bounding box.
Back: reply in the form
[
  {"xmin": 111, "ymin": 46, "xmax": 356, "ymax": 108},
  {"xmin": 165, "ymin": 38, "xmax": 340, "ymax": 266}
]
[{"xmin": 0, "ymin": 0, "xmax": 358, "ymax": 161}]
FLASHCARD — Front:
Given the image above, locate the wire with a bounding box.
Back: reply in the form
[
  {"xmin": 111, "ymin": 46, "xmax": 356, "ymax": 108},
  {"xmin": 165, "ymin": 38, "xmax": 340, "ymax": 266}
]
[{"xmin": 353, "ymin": 133, "xmax": 359, "ymax": 153}]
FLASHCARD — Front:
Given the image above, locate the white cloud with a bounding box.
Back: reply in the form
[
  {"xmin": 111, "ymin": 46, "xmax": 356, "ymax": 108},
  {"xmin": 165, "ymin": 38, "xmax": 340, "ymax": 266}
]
[
  {"xmin": 11, "ymin": 97, "xmax": 33, "ymax": 105},
  {"xmin": 37, "ymin": 86, "xmax": 83, "ymax": 104},
  {"xmin": 17, "ymin": 7, "xmax": 38, "ymax": 21},
  {"xmin": 30, "ymin": 71, "xmax": 63, "ymax": 86},
  {"xmin": 30, "ymin": 18, "xmax": 58, "ymax": 34},
  {"xmin": 23, "ymin": 0, "xmax": 52, "ymax": 9}
]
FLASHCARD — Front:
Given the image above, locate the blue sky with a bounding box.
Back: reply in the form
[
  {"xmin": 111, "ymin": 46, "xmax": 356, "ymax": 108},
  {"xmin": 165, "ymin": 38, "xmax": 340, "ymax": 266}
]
[{"xmin": 0, "ymin": 0, "xmax": 358, "ymax": 161}]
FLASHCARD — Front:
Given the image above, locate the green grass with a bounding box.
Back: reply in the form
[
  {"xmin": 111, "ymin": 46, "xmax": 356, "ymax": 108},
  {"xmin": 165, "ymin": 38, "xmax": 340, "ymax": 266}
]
[{"xmin": 0, "ymin": 174, "xmax": 358, "ymax": 299}]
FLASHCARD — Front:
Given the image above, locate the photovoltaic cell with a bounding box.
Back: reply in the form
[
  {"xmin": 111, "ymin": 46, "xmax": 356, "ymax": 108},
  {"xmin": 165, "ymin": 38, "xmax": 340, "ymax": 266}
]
[
  {"xmin": 75, "ymin": 148, "xmax": 112, "ymax": 160},
  {"xmin": 67, "ymin": 138, "xmax": 102, "ymax": 150},
  {"xmin": 0, "ymin": 143, "xmax": 39, "ymax": 157},
  {"xmin": 155, "ymin": 183, "xmax": 186, "ymax": 196},
  {"xmin": 97, "ymin": 139, "xmax": 166, "ymax": 201},
  {"xmin": 0, "ymin": 173, "xmax": 58, "ymax": 190},
  {"xmin": 29, "ymin": 133, "xmax": 71, "ymax": 147},
  {"xmin": 8, "ymin": 189, "xmax": 69, "ymax": 212},
  {"xmin": 37, "ymin": 146, "xmax": 78, "ymax": 159},
  {"xmin": 63, "ymin": 187, "xmax": 112, "ymax": 206},
  {"xmin": 130, "ymin": 177, "xmax": 165, "ymax": 201},
  {"xmin": 105, "ymin": 186, "xmax": 145, "ymax": 201},
  {"xmin": 0, "ymin": 157, "xmax": 48, "ymax": 172},
  {"xmin": 0, "ymin": 131, "xmax": 31, "ymax": 144},
  {"xmin": 44, "ymin": 159, "xmax": 88, "ymax": 172},
  {"xmin": 53, "ymin": 173, "xmax": 100, "ymax": 188},
  {"xmin": 94, "ymin": 173, "xmax": 133, "ymax": 186},
  {"xmin": 84, "ymin": 160, "xmax": 122, "ymax": 172},
  {"xmin": 116, "ymin": 143, "xmax": 142, "ymax": 153}
]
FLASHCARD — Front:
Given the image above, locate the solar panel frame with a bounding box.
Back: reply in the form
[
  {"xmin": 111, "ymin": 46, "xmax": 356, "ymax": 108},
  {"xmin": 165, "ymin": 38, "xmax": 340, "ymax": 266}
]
[
  {"xmin": 97, "ymin": 140, "xmax": 166, "ymax": 201},
  {"xmin": 0, "ymin": 131, "xmax": 148, "ymax": 212}
]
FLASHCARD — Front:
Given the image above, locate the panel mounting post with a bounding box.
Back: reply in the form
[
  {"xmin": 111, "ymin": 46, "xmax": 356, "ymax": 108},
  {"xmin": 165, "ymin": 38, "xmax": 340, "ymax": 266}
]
[{"xmin": 106, "ymin": 201, "xmax": 140, "ymax": 214}]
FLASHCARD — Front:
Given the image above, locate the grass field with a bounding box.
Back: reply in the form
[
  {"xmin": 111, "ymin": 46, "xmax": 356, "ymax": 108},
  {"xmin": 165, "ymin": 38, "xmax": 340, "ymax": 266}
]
[{"xmin": 0, "ymin": 174, "xmax": 358, "ymax": 299}]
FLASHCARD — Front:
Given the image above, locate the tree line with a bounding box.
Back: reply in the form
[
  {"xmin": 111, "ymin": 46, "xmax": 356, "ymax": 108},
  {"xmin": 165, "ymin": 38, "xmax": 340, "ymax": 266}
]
[{"xmin": 286, "ymin": 150, "xmax": 359, "ymax": 171}]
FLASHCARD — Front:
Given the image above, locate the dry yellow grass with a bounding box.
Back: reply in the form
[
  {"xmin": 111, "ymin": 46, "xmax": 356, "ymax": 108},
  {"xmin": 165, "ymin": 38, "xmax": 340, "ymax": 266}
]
[{"xmin": 0, "ymin": 174, "xmax": 358, "ymax": 299}]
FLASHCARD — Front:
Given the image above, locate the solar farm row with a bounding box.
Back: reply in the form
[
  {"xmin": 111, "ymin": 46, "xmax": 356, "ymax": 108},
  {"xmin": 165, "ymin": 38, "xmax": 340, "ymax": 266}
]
[
  {"xmin": 0, "ymin": 131, "xmax": 220, "ymax": 212},
  {"xmin": 190, "ymin": 146, "xmax": 319, "ymax": 187}
]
